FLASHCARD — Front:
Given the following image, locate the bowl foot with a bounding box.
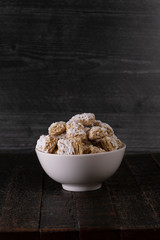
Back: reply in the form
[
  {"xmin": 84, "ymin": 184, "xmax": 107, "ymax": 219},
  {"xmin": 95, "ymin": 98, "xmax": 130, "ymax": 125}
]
[{"xmin": 62, "ymin": 183, "xmax": 102, "ymax": 192}]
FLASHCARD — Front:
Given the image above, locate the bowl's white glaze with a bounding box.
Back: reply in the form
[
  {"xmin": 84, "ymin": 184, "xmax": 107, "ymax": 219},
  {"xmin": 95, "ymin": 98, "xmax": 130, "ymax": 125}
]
[{"xmin": 35, "ymin": 144, "xmax": 126, "ymax": 192}]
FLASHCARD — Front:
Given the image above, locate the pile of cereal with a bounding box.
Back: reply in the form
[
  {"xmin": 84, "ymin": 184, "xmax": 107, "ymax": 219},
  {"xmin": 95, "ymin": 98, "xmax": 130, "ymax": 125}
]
[{"xmin": 36, "ymin": 113, "xmax": 123, "ymax": 155}]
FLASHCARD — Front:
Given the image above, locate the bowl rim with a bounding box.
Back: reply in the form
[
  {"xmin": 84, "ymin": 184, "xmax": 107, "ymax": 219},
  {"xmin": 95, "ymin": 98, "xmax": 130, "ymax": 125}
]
[{"xmin": 35, "ymin": 143, "xmax": 126, "ymax": 157}]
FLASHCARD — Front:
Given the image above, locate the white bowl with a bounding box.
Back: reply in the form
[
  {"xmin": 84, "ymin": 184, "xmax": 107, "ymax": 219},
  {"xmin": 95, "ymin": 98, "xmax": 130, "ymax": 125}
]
[{"xmin": 35, "ymin": 144, "xmax": 126, "ymax": 192}]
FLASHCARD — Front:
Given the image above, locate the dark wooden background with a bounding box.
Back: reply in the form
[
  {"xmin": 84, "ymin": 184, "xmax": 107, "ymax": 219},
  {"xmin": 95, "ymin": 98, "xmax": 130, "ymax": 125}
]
[{"xmin": 0, "ymin": 0, "xmax": 160, "ymax": 153}]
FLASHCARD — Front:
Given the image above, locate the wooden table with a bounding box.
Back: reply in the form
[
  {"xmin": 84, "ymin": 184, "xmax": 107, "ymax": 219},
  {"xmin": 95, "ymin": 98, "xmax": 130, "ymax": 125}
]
[{"xmin": 0, "ymin": 153, "xmax": 160, "ymax": 240}]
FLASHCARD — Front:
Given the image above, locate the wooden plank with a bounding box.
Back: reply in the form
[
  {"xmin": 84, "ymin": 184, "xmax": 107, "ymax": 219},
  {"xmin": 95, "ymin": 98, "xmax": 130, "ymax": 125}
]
[
  {"xmin": 105, "ymin": 157, "xmax": 160, "ymax": 230},
  {"xmin": 40, "ymin": 174, "xmax": 79, "ymax": 240},
  {"xmin": 125, "ymin": 154, "xmax": 160, "ymax": 225},
  {"xmin": 0, "ymin": 154, "xmax": 43, "ymax": 239},
  {"xmin": 0, "ymin": 154, "xmax": 17, "ymax": 217},
  {"xmin": 0, "ymin": 6, "xmax": 160, "ymax": 117},
  {"xmin": 0, "ymin": 0, "xmax": 160, "ymax": 120},
  {"xmin": 0, "ymin": 0, "xmax": 160, "ymax": 13},
  {"xmin": 0, "ymin": 11, "xmax": 160, "ymax": 60},
  {"xmin": 0, "ymin": 113, "xmax": 160, "ymax": 154},
  {"xmin": 74, "ymin": 186, "xmax": 120, "ymax": 240},
  {"xmin": 74, "ymin": 186, "xmax": 120, "ymax": 229},
  {"xmin": 1, "ymin": 72, "xmax": 160, "ymax": 114}
]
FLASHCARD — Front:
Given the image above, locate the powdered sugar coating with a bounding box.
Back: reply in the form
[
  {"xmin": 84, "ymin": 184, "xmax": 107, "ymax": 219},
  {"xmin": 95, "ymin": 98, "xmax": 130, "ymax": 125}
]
[
  {"xmin": 115, "ymin": 136, "xmax": 123, "ymax": 149},
  {"xmin": 57, "ymin": 138, "xmax": 83, "ymax": 155},
  {"xmin": 66, "ymin": 121, "xmax": 87, "ymax": 140},
  {"xmin": 66, "ymin": 121, "xmax": 84, "ymax": 130},
  {"xmin": 57, "ymin": 139, "xmax": 75, "ymax": 155},
  {"xmin": 69, "ymin": 113, "xmax": 95, "ymax": 126},
  {"xmin": 36, "ymin": 135, "xmax": 57, "ymax": 153},
  {"xmin": 88, "ymin": 126, "xmax": 108, "ymax": 140},
  {"xmin": 36, "ymin": 113, "xmax": 123, "ymax": 155},
  {"xmin": 100, "ymin": 134, "xmax": 120, "ymax": 151},
  {"xmin": 48, "ymin": 121, "xmax": 66, "ymax": 136},
  {"xmin": 55, "ymin": 133, "xmax": 67, "ymax": 140},
  {"xmin": 92, "ymin": 120, "xmax": 102, "ymax": 126},
  {"xmin": 92, "ymin": 120, "xmax": 114, "ymax": 137}
]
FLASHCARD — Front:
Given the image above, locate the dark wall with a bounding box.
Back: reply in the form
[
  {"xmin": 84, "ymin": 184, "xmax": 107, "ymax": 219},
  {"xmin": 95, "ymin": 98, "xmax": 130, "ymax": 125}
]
[{"xmin": 0, "ymin": 0, "xmax": 160, "ymax": 153}]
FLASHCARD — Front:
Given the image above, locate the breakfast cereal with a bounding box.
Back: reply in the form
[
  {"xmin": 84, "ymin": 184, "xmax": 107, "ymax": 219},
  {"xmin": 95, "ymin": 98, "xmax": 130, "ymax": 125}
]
[
  {"xmin": 100, "ymin": 135, "xmax": 122, "ymax": 151},
  {"xmin": 48, "ymin": 121, "xmax": 66, "ymax": 136},
  {"xmin": 36, "ymin": 113, "xmax": 123, "ymax": 155},
  {"xmin": 66, "ymin": 121, "xmax": 87, "ymax": 140},
  {"xmin": 57, "ymin": 138, "xmax": 83, "ymax": 155},
  {"xmin": 69, "ymin": 113, "xmax": 95, "ymax": 126},
  {"xmin": 88, "ymin": 126, "xmax": 107, "ymax": 140},
  {"xmin": 36, "ymin": 135, "xmax": 57, "ymax": 153},
  {"xmin": 92, "ymin": 120, "xmax": 114, "ymax": 137}
]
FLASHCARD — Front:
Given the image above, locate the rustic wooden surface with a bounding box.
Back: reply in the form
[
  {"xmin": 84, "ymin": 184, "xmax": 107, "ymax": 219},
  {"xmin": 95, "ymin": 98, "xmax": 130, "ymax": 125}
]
[
  {"xmin": 0, "ymin": 0, "xmax": 160, "ymax": 114},
  {"xmin": 1, "ymin": 1, "xmax": 160, "ymax": 239},
  {"xmin": 0, "ymin": 0, "xmax": 160, "ymax": 154},
  {"xmin": 0, "ymin": 153, "xmax": 160, "ymax": 240},
  {"xmin": 0, "ymin": 154, "xmax": 43, "ymax": 240}
]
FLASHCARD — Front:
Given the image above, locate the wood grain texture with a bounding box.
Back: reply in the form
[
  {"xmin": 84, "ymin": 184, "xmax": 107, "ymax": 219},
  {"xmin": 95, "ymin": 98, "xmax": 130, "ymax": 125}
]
[
  {"xmin": 0, "ymin": 0, "xmax": 160, "ymax": 114},
  {"xmin": 74, "ymin": 186, "xmax": 120, "ymax": 240},
  {"xmin": 0, "ymin": 154, "xmax": 43, "ymax": 239},
  {"xmin": 105, "ymin": 157, "xmax": 160, "ymax": 230},
  {"xmin": 1, "ymin": 0, "xmax": 160, "ymax": 12},
  {"xmin": 1, "ymin": 154, "xmax": 160, "ymax": 239},
  {"xmin": 0, "ymin": 0, "xmax": 160, "ymax": 154},
  {"xmin": 126, "ymin": 154, "xmax": 160, "ymax": 221},
  {"xmin": 74, "ymin": 186, "xmax": 119, "ymax": 229},
  {"xmin": 0, "ymin": 113, "xmax": 160, "ymax": 153},
  {"xmin": 1, "ymin": 0, "xmax": 160, "ymax": 237},
  {"xmin": 40, "ymin": 174, "xmax": 79, "ymax": 240}
]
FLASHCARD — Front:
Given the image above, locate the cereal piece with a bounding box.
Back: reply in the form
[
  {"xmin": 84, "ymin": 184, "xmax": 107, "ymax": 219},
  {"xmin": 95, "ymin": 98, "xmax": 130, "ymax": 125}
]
[
  {"xmin": 84, "ymin": 126, "xmax": 90, "ymax": 137},
  {"xmin": 55, "ymin": 133, "xmax": 67, "ymax": 140},
  {"xmin": 113, "ymin": 135, "xmax": 123, "ymax": 149},
  {"xmin": 92, "ymin": 120, "xmax": 102, "ymax": 126},
  {"xmin": 90, "ymin": 145, "xmax": 106, "ymax": 154},
  {"xmin": 73, "ymin": 138, "xmax": 84, "ymax": 154},
  {"xmin": 89, "ymin": 126, "xmax": 107, "ymax": 140},
  {"xmin": 82, "ymin": 139, "xmax": 92, "ymax": 146},
  {"xmin": 83, "ymin": 145, "xmax": 105, "ymax": 154},
  {"xmin": 80, "ymin": 139, "xmax": 104, "ymax": 154},
  {"xmin": 36, "ymin": 135, "xmax": 57, "ymax": 153},
  {"xmin": 101, "ymin": 123, "xmax": 114, "ymax": 137},
  {"xmin": 57, "ymin": 138, "xmax": 83, "ymax": 155},
  {"xmin": 82, "ymin": 145, "xmax": 92, "ymax": 154},
  {"xmin": 100, "ymin": 135, "xmax": 119, "ymax": 151},
  {"xmin": 57, "ymin": 139, "xmax": 75, "ymax": 155},
  {"xmin": 92, "ymin": 120, "xmax": 114, "ymax": 137},
  {"xmin": 66, "ymin": 121, "xmax": 87, "ymax": 140},
  {"xmin": 117, "ymin": 139, "xmax": 123, "ymax": 149},
  {"xmin": 81, "ymin": 139, "xmax": 92, "ymax": 154},
  {"xmin": 66, "ymin": 120, "xmax": 84, "ymax": 130},
  {"xmin": 69, "ymin": 113, "xmax": 95, "ymax": 126},
  {"xmin": 48, "ymin": 121, "xmax": 66, "ymax": 136}
]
